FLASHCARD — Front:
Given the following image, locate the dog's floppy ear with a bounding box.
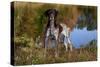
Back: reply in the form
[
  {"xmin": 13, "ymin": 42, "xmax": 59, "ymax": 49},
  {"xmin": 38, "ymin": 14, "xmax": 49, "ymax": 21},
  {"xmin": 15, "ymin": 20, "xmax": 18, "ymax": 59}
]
[{"xmin": 55, "ymin": 9, "xmax": 58, "ymax": 17}]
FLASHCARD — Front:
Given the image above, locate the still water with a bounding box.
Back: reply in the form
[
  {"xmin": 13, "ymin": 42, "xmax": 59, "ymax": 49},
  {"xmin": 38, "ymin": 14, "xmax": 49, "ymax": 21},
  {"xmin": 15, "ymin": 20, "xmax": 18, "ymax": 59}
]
[
  {"xmin": 70, "ymin": 27, "xmax": 97, "ymax": 48},
  {"xmin": 48, "ymin": 27, "xmax": 97, "ymax": 48}
]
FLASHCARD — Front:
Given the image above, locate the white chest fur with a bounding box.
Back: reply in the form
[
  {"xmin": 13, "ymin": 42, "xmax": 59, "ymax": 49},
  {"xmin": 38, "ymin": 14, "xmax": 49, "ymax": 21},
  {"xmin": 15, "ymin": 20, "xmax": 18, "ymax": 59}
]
[{"xmin": 46, "ymin": 27, "xmax": 59, "ymax": 40}]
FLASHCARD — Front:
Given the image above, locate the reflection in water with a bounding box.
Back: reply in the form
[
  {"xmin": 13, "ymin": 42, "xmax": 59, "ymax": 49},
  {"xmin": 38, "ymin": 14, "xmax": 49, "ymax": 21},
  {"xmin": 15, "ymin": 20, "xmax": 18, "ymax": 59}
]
[{"xmin": 70, "ymin": 27, "xmax": 97, "ymax": 48}]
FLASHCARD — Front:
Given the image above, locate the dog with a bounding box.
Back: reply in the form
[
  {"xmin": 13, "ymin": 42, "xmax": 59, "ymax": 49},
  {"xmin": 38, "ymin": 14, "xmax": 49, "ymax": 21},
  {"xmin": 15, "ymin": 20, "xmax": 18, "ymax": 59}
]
[{"xmin": 44, "ymin": 9, "xmax": 73, "ymax": 57}]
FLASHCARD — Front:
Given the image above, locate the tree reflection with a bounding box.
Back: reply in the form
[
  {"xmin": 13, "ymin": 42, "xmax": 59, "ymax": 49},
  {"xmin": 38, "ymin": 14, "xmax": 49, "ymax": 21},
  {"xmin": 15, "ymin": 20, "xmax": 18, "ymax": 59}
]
[{"xmin": 77, "ymin": 6, "xmax": 97, "ymax": 31}]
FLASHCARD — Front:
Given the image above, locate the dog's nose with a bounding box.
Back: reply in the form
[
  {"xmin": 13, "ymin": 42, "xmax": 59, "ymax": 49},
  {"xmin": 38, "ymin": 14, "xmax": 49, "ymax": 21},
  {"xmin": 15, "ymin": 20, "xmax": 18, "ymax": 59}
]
[{"xmin": 50, "ymin": 17, "xmax": 54, "ymax": 20}]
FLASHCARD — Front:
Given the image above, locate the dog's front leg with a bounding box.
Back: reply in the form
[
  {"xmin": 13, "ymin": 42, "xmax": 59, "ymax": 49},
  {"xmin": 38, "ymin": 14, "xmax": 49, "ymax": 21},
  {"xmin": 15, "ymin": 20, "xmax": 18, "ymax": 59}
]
[
  {"xmin": 55, "ymin": 40, "xmax": 58, "ymax": 58},
  {"xmin": 44, "ymin": 37, "xmax": 48, "ymax": 57},
  {"xmin": 67, "ymin": 38, "xmax": 73, "ymax": 51}
]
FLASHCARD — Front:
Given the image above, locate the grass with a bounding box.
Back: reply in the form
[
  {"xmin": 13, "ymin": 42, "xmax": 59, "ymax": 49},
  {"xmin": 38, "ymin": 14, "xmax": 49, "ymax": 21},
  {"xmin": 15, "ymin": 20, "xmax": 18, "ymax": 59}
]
[{"xmin": 14, "ymin": 39, "xmax": 97, "ymax": 65}]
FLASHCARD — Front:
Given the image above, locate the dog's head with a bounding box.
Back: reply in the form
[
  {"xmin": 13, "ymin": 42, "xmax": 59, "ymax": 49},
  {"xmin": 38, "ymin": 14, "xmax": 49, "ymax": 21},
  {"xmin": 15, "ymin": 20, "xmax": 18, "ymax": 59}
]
[{"xmin": 44, "ymin": 9, "xmax": 58, "ymax": 18}]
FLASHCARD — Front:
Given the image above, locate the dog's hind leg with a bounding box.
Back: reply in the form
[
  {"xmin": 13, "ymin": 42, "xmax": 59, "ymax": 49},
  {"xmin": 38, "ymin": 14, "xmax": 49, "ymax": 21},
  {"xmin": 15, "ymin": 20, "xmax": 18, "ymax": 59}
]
[
  {"xmin": 67, "ymin": 38, "xmax": 73, "ymax": 51},
  {"xmin": 64, "ymin": 36, "xmax": 68, "ymax": 52}
]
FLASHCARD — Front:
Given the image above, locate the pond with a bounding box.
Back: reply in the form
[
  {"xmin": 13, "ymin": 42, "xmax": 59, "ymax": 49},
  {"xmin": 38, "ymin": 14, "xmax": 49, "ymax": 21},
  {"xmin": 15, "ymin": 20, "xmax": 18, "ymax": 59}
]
[
  {"xmin": 70, "ymin": 27, "xmax": 97, "ymax": 48},
  {"xmin": 46, "ymin": 27, "xmax": 97, "ymax": 48}
]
